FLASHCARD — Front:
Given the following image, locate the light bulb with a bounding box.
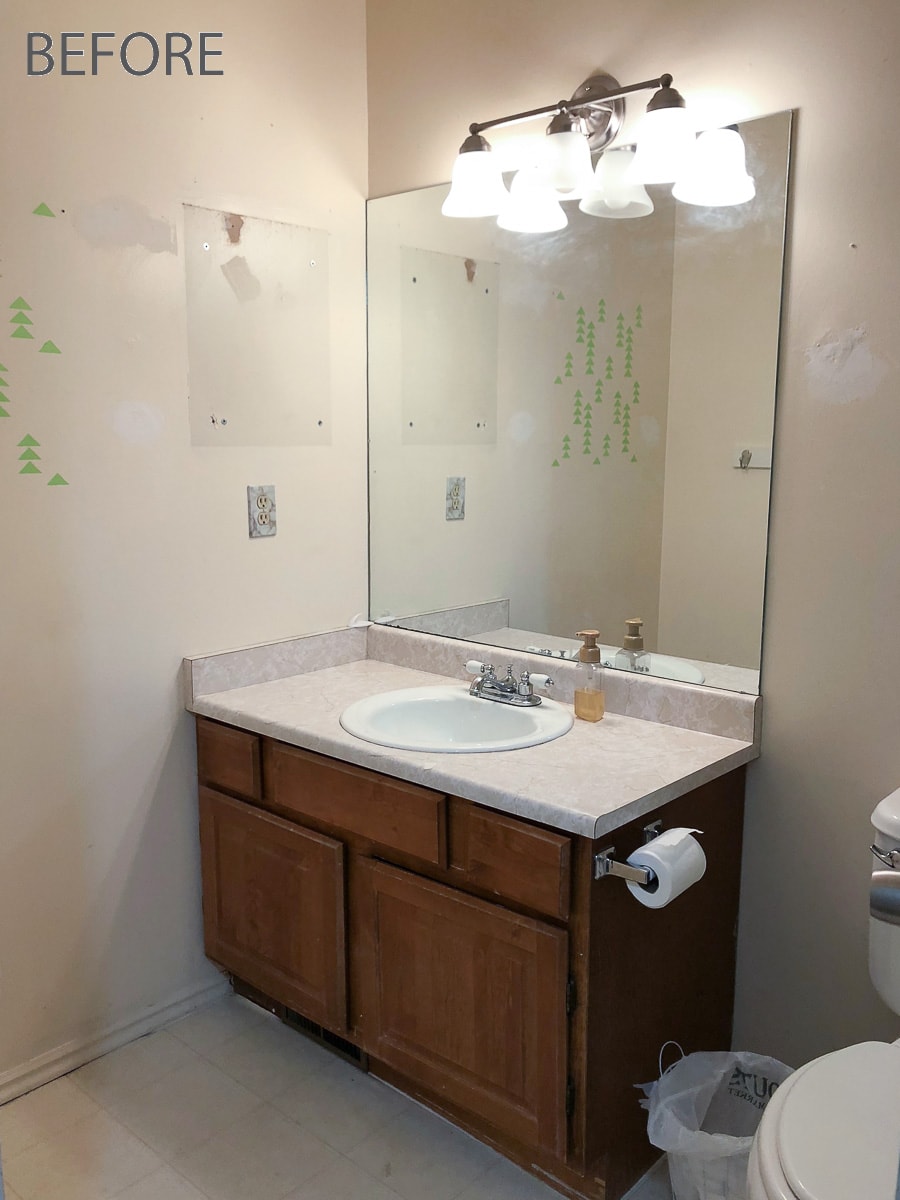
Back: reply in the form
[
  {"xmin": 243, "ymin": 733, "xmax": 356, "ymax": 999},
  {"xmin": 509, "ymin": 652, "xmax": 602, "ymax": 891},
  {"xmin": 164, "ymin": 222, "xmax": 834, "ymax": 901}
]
[
  {"xmin": 497, "ymin": 169, "xmax": 567, "ymax": 233},
  {"xmin": 629, "ymin": 106, "xmax": 696, "ymax": 185},
  {"xmin": 579, "ymin": 148, "xmax": 654, "ymax": 219},
  {"xmin": 441, "ymin": 134, "xmax": 508, "ymax": 218}
]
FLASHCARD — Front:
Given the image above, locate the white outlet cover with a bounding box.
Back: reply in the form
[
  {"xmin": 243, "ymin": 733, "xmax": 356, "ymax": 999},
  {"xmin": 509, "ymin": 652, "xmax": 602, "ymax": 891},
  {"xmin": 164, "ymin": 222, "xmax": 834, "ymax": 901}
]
[
  {"xmin": 446, "ymin": 476, "xmax": 465, "ymax": 521},
  {"xmin": 248, "ymin": 485, "xmax": 277, "ymax": 537}
]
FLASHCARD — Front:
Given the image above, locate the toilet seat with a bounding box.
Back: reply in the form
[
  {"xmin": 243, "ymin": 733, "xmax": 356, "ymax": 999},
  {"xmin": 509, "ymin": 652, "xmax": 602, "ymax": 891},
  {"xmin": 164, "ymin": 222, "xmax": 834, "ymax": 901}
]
[{"xmin": 752, "ymin": 1041, "xmax": 900, "ymax": 1200}]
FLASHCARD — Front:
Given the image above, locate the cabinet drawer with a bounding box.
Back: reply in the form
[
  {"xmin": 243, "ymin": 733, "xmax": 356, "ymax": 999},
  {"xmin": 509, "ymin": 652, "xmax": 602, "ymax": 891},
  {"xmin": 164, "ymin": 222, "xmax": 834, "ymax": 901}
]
[
  {"xmin": 196, "ymin": 717, "xmax": 261, "ymax": 801},
  {"xmin": 448, "ymin": 799, "xmax": 571, "ymax": 920},
  {"xmin": 265, "ymin": 742, "xmax": 447, "ymax": 868}
]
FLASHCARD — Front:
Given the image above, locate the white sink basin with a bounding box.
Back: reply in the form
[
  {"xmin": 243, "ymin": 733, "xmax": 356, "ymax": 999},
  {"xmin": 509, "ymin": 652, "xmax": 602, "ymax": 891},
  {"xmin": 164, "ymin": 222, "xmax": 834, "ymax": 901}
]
[{"xmin": 340, "ymin": 685, "xmax": 573, "ymax": 753}]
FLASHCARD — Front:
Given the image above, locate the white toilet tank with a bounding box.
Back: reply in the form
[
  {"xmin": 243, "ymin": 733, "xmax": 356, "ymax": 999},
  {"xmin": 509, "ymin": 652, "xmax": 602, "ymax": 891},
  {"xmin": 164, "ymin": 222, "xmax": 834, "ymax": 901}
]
[{"xmin": 869, "ymin": 787, "xmax": 900, "ymax": 1014}]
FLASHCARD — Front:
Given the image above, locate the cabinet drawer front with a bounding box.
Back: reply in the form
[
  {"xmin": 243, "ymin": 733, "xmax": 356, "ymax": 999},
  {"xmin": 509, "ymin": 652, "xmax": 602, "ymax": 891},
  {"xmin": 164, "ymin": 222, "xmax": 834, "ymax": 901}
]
[
  {"xmin": 449, "ymin": 800, "xmax": 571, "ymax": 920},
  {"xmin": 199, "ymin": 787, "xmax": 347, "ymax": 1030},
  {"xmin": 356, "ymin": 858, "xmax": 568, "ymax": 1156},
  {"xmin": 196, "ymin": 717, "xmax": 261, "ymax": 801},
  {"xmin": 267, "ymin": 743, "xmax": 447, "ymax": 868}
]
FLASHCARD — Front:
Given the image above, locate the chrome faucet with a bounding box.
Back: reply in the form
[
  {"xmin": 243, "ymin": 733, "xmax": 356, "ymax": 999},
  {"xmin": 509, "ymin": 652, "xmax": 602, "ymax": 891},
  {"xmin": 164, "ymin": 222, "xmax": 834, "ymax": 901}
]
[{"xmin": 465, "ymin": 660, "xmax": 553, "ymax": 707}]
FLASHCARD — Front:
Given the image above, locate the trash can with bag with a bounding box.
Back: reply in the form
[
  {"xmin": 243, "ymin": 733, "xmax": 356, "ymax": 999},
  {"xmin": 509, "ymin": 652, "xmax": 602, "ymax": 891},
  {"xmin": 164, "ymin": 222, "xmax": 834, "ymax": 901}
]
[{"xmin": 640, "ymin": 1046, "xmax": 793, "ymax": 1200}]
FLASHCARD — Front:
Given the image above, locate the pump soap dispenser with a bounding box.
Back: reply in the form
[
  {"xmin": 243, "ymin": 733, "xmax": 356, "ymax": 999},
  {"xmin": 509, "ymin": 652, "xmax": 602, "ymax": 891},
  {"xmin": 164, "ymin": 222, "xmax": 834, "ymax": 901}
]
[
  {"xmin": 615, "ymin": 618, "xmax": 650, "ymax": 673},
  {"xmin": 575, "ymin": 630, "xmax": 604, "ymax": 722}
]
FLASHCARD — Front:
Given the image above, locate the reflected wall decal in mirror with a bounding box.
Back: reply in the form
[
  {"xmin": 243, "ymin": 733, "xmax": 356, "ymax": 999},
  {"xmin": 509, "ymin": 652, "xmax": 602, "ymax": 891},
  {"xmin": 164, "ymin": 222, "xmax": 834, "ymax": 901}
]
[{"xmin": 367, "ymin": 109, "xmax": 792, "ymax": 696}]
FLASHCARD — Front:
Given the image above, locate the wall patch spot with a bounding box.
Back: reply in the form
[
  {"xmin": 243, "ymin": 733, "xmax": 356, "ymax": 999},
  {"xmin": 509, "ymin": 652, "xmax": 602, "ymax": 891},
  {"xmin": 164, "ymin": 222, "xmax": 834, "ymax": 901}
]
[
  {"xmin": 72, "ymin": 199, "xmax": 176, "ymax": 254},
  {"xmin": 804, "ymin": 326, "xmax": 887, "ymax": 404},
  {"xmin": 224, "ymin": 212, "xmax": 244, "ymax": 244},
  {"xmin": 33, "ymin": 203, "xmax": 56, "ymax": 217}
]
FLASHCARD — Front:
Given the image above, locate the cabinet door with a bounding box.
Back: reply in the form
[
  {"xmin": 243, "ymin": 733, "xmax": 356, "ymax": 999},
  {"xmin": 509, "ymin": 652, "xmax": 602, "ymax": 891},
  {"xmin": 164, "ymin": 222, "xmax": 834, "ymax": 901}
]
[
  {"xmin": 355, "ymin": 858, "xmax": 568, "ymax": 1155},
  {"xmin": 199, "ymin": 786, "xmax": 347, "ymax": 1031}
]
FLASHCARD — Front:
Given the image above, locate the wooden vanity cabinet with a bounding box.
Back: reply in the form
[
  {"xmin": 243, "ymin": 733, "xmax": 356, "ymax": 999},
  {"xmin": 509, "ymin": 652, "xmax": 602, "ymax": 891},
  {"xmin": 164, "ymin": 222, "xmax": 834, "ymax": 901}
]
[{"xmin": 195, "ymin": 715, "xmax": 745, "ymax": 1200}]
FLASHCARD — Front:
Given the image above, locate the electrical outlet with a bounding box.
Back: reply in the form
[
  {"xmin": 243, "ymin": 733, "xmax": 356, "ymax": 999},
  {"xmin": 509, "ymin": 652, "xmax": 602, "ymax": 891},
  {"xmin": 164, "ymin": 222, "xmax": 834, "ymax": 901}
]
[
  {"xmin": 446, "ymin": 476, "xmax": 465, "ymax": 520},
  {"xmin": 248, "ymin": 485, "xmax": 277, "ymax": 538}
]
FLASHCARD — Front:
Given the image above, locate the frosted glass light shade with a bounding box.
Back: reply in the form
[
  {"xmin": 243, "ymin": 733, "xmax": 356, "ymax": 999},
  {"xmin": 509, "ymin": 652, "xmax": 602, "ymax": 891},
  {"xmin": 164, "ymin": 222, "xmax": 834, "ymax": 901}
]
[
  {"xmin": 579, "ymin": 148, "xmax": 654, "ymax": 219},
  {"xmin": 543, "ymin": 129, "xmax": 595, "ymax": 197},
  {"xmin": 672, "ymin": 127, "xmax": 756, "ymax": 207},
  {"xmin": 441, "ymin": 149, "xmax": 508, "ymax": 217},
  {"xmin": 629, "ymin": 106, "xmax": 696, "ymax": 184},
  {"xmin": 497, "ymin": 169, "xmax": 567, "ymax": 233}
]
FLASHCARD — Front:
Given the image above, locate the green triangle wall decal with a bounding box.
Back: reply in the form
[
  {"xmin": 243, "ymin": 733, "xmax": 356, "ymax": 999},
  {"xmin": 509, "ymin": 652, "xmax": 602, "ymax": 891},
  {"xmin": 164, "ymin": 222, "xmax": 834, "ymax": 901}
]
[
  {"xmin": 0, "ymin": 407, "xmax": 9, "ymax": 418},
  {"xmin": 11, "ymin": 327, "xmax": 33, "ymax": 339},
  {"xmin": 19, "ymin": 448, "xmax": 40, "ymax": 460},
  {"xmin": 552, "ymin": 459, "xmax": 560, "ymax": 467},
  {"xmin": 47, "ymin": 473, "xmax": 69, "ymax": 486},
  {"xmin": 10, "ymin": 298, "xmax": 31, "ymax": 310},
  {"xmin": 39, "ymin": 340, "xmax": 61, "ymax": 354},
  {"xmin": 18, "ymin": 434, "xmax": 39, "ymax": 446},
  {"xmin": 19, "ymin": 462, "xmax": 40, "ymax": 474},
  {"xmin": 33, "ymin": 202, "xmax": 56, "ymax": 217},
  {"xmin": 11, "ymin": 313, "xmax": 33, "ymax": 325},
  {"xmin": 0, "ymin": 379, "xmax": 9, "ymax": 388},
  {"xmin": 0, "ymin": 393, "xmax": 9, "ymax": 404},
  {"xmin": 0, "ymin": 362, "xmax": 8, "ymax": 370}
]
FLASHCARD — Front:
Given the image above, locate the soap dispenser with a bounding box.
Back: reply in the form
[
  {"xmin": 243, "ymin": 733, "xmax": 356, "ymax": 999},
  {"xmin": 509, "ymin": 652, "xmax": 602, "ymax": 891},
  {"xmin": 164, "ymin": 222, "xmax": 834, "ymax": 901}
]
[
  {"xmin": 615, "ymin": 618, "xmax": 650, "ymax": 673},
  {"xmin": 574, "ymin": 630, "xmax": 604, "ymax": 722}
]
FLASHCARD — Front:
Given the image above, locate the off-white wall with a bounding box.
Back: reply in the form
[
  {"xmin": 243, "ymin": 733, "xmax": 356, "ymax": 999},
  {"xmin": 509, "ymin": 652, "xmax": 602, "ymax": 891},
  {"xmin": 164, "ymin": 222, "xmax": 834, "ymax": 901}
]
[
  {"xmin": 367, "ymin": 0, "xmax": 900, "ymax": 1064},
  {"xmin": 0, "ymin": 0, "xmax": 368, "ymax": 1087}
]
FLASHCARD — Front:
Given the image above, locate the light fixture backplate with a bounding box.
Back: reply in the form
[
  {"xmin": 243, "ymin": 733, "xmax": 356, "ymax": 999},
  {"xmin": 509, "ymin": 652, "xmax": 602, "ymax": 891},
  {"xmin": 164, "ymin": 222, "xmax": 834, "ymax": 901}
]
[{"xmin": 571, "ymin": 72, "xmax": 625, "ymax": 152}]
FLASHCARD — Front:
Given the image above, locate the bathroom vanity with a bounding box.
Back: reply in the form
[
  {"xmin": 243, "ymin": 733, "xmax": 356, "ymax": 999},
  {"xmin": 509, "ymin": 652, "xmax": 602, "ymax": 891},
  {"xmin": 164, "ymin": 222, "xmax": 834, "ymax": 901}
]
[{"xmin": 186, "ymin": 628, "xmax": 758, "ymax": 1200}]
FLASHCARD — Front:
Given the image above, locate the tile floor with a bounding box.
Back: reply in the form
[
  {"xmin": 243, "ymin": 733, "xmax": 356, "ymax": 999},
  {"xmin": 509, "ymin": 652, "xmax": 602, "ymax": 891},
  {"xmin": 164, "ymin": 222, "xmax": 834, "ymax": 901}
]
[{"xmin": 0, "ymin": 993, "xmax": 673, "ymax": 1200}]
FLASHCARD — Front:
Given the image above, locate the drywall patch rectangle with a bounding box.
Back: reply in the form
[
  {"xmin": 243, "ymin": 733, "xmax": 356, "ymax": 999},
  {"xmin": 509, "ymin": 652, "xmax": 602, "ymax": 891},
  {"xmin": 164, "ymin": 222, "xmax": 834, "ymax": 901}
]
[
  {"xmin": 184, "ymin": 204, "xmax": 331, "ymax": 446},
  {"xmin": 400, "ymin": 247, "xmax": 498, "ymax": 445}
]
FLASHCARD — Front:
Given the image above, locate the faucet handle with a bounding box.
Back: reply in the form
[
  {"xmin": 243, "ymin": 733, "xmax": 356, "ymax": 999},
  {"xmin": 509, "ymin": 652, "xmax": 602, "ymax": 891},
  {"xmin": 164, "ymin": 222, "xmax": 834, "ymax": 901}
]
[
  {"xmin": 465, "ymin": 659, "xmax": 492, "ymax": 677},
  {"xmin": 528, "ymin": 672, "xmax": 553, "ymax": 690}
]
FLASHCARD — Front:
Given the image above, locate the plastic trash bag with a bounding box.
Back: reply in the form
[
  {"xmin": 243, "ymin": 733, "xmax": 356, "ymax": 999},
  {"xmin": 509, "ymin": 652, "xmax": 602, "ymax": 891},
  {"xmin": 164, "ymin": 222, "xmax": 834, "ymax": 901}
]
[{"xmin": 640, "ymin": 1047, "xmax": 793, "ymax": 1200}]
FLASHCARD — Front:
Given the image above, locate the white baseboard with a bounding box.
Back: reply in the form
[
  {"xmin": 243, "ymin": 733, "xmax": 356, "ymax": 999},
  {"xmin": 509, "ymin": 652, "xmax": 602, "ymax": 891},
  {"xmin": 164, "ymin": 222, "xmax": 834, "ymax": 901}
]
[{"xmin": 0, "ymin": 975, "xmax": 231, "ymax": 1106}]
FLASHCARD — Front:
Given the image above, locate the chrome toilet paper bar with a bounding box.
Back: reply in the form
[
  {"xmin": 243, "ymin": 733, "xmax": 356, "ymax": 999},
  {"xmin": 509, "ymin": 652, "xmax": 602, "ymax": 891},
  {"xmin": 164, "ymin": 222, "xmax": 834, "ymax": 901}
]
[
  {"xmin": 594, "ymin": 821, "xmax": 662, "ymax": 886},
  {"xmin": 594, "ymin": 848, "xmax": 655, "ymax": 886}
]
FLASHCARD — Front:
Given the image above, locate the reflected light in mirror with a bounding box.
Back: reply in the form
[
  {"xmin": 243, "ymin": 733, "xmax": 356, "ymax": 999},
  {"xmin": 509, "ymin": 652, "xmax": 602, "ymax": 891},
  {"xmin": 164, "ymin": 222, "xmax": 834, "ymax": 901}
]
[
  {"xmin": 672, "ymin": 127, "xmax": 756, "ymax": 207},
  {"xmin": 497, "ymin": 168, "xmax": 567, "ymax": 232},
  {"xmin": 579, "ymin": 147, "xmax": 654, "ymax": 218}
]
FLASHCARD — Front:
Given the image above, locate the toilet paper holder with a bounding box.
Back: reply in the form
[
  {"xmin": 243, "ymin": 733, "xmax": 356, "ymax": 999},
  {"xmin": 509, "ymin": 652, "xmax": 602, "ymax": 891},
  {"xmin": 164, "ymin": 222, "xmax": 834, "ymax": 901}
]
[{"xmin": 594, "ymin": 820, "xmax": 662, "ymax": 886}]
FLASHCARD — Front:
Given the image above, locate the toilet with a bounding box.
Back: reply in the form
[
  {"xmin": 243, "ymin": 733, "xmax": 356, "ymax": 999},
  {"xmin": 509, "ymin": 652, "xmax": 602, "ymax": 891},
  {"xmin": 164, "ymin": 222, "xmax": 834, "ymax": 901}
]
[{"xmin": 747, "ymin": 788, "xmax": 900, "ymax": 1199}]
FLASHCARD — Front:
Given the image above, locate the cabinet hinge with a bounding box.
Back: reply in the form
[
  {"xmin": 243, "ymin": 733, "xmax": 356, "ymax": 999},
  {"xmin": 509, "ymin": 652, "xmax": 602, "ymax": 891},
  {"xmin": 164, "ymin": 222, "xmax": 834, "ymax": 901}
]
[
  {"xmin": 566, "ymin": 1077, "xmax": 576, "ymax": 1119},
  {"xmin": 565, "ymin": 974, "xmax": 577, "ymax": 1016}
]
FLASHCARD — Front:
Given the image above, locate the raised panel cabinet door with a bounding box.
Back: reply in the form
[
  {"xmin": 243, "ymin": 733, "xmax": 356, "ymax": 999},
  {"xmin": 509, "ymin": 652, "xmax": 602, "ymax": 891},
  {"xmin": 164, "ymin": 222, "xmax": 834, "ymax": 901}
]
[
  {"xmin": 356, "ymin": 858, "xmax": 569, "ymax": 1156},
  {"xmin": 199, "ymin": 786, "xmax": 347, "ymax": 1031}
]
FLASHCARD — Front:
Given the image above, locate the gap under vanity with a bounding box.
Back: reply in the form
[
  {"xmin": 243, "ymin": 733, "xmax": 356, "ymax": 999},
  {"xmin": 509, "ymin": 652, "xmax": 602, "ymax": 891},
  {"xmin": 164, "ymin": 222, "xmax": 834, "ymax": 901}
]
[{"xmin": 183, "ymin": 622, "xmax": 759, "ymax": 1200}]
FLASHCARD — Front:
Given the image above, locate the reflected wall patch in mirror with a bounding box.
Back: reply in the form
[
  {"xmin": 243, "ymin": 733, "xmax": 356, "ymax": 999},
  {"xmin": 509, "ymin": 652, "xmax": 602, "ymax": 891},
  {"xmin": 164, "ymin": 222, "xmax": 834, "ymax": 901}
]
[
  {"xmin": 400, "ymin": 247, "xmax": 499, "ymax": 445},
  {"xmin": 367, "ymin": 111, "xmax": 792, "ymax": 694}
]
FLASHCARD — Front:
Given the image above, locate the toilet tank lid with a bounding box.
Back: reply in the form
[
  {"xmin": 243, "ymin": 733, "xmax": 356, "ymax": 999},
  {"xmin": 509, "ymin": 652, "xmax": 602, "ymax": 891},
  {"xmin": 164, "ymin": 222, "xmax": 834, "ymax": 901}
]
[
  {"xmin": 872, "ymin": 787, "xmax": 900, "ymax": 840},
  {"xmin": 778, "ymin": 1041, "xmax": 900, "ymax": 1200}
]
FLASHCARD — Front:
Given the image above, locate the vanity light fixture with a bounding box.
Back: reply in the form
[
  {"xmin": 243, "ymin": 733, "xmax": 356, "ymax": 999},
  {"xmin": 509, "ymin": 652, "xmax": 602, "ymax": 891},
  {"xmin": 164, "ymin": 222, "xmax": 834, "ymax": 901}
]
[{"xmin": 442, "ymin": 68, "xmax": 755, "ymax": 228}]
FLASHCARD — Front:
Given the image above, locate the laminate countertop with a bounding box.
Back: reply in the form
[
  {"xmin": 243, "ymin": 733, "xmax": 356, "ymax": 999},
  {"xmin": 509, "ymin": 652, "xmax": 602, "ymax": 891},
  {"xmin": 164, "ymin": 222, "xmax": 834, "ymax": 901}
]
[{"xmin": 188, "ymin": 657, "xmax": 757, "ymax": 839}]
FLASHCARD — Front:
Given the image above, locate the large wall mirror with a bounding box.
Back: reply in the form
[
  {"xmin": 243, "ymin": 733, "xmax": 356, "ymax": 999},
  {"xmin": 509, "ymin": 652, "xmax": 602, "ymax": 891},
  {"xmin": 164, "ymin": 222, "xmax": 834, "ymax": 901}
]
[{"xmin": 367, "ymin": 110, "xmax": 792, "ymax": 694}]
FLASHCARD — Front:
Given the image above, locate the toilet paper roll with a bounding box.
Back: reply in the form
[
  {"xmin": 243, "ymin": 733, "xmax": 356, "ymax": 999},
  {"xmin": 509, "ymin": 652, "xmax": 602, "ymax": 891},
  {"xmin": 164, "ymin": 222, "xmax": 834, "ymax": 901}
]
[{"xmin": 625, "ymin": 827, "xmax": 706, "ymax": 909}]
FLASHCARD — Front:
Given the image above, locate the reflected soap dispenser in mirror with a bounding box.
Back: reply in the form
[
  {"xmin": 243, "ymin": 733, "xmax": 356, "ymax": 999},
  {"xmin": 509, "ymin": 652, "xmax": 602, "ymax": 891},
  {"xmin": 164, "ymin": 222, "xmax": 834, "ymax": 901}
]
[
  {"xmin": 575, "ymin": 630, "xmax": 604, "ymax": 722},
  {"xmin": 615, "ymin": 619, "xmax": 651, "ymax": 673}
]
